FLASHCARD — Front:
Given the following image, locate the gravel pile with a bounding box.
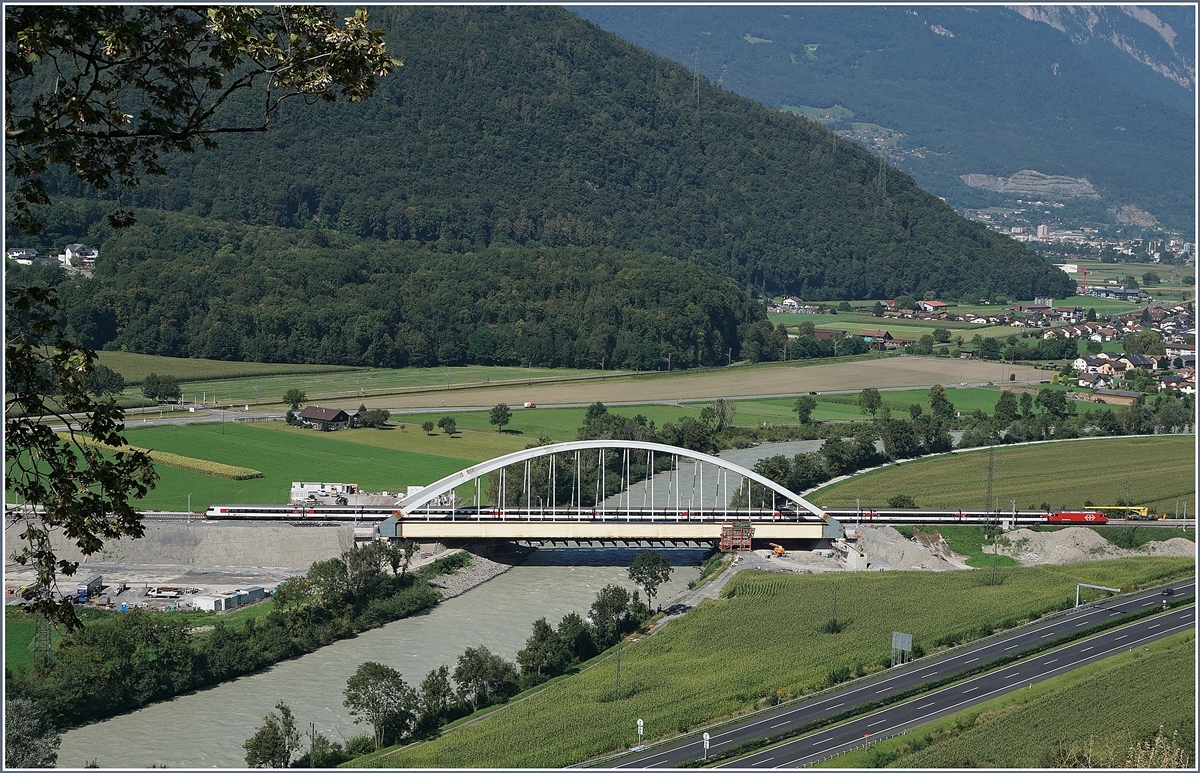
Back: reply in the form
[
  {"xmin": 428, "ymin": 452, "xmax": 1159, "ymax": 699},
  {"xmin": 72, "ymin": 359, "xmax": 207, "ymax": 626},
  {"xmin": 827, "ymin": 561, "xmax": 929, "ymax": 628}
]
[
  {"xmin": 426, "ymin": 548, "xmax": 533, "ymax": 600},
  {"xmin": 857, "ymin": 526, "xmax": 971, "ymax": 572},
  {"xmin": 993, "ymin": 527, "xmax": 1196, "ymax": 565}
]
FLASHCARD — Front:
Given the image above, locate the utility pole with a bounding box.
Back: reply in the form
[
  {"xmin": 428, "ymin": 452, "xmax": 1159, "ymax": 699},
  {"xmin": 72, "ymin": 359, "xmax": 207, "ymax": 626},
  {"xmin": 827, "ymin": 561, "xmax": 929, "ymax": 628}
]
[
  {"xmin": 727, "ymin": 348, "xmax": 732, "ymax": 367},
  {"xmin": 614, "ymin": 638, "xmax": 622, "ymax": 701},
  {"xmin": 985, "ymin": 444, "xmax": 996, "ymax": 584}
]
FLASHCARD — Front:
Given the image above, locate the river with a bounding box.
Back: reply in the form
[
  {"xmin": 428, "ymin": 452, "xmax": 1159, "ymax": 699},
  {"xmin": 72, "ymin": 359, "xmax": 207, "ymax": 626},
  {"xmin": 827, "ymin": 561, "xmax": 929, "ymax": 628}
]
[{"xmin": 56, "ymin": 547, "xmax": 705, "ymax": 769}]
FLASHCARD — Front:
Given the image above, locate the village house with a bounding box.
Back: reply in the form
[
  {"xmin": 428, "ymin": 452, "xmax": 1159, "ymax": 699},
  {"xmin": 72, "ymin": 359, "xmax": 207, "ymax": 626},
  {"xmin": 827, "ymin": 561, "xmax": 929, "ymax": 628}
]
[
  {"xmin": 297, "ymin": 405, "xmax": 359, "ymax": 431},
  {"xmin": 1077, "ymin": 374, "xmax": 1113, "ymax": 390},
  {"xmin": 63, "ymin": 243, "xmax": 98, "ymax": 269},
  {"xmin": 1166, "ymin": 343, "xmax": 1196, "ymax": 360},
  {"xmin": 917, "ymin": 300, "xmax": 949, "ymax": 313},
  {"xmin": 1118, "ymin": 354, "xmax": 1158, "ymax": 371}
]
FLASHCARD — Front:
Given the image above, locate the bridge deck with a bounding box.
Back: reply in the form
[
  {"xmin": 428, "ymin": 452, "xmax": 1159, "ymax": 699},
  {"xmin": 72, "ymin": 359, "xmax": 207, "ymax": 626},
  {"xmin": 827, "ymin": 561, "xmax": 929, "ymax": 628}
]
[{"xmin": 394, "ymin": 519, "xmax": 832, "ymax": 541}]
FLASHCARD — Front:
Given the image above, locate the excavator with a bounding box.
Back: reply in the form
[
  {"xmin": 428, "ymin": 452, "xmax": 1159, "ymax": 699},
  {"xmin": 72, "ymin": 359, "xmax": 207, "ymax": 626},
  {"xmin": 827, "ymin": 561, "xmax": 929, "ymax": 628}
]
[{"xmin": 768, "ymin": 543, "xmax": 787, "ymax": 557}]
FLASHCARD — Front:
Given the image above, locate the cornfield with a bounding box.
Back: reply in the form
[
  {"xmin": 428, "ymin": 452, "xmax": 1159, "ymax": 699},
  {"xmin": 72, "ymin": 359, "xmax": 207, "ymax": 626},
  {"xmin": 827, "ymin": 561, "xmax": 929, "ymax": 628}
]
[
  {"xmin": 64, "ymin": 434, "xmax": 263, "ymax": 480},
  {"xmin": 354, "ymin": 556, "xmax": 1194, "ymax": 768}
]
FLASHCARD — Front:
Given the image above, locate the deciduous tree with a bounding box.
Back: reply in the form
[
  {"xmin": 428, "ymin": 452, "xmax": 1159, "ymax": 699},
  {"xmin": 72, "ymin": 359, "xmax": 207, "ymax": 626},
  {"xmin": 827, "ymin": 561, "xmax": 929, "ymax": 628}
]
[
  {"xmin": 343, "ymin": 661, "xmax": 418, "ymax": 749},
  {"xmin": 628, "ymin": 550, "xmax": 673, "ymax": 610},
  {"xmin": 489, "ymin": 402, "xmax": 512, "ymax": 431},
  {"xmin": 243, "ymin": 701, "xmax": 300, "ymax": 768},
  {"xmin": 793, "ymin": 394, "xmax": 818, "ymax": 423},
  {"xmin": 417, "ymin": 665, "xmax": 455, "ymax": 731},
  {"xmin": 453, "ymin": 646, "xmax": 519, "ymax": 712},
  {"xmin": 84, "ymin": 364, "xmax": 126, "ymax": 397},
  {"xmin": 4, "ymin": 697, "xmax": 60, "ymax": 768},
  {"xmin": 282, "ymin": 388, "xmax": 307, "ymax": 410},
  {"xmin": 5, "ymin": 287, "xmax": 157, "ymax": 631},
  {"xmin": 6, "ymin": 6, "xmax": 401, "ymax": 234},
  {"xmin": 857, "ymin": 387, "xmax": 882, "ymax": 417}
]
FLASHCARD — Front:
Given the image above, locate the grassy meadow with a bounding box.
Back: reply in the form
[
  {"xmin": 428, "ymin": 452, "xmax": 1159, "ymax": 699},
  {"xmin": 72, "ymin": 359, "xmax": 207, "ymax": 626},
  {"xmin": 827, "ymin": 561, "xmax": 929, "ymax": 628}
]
[
  {"xmin": 810, "ymin": 435, "xmax": 1195, "ymax": 515},
  {"xmin": 349, "ymin": 557, "xmax": 1194, "ymax": 769},
  {"xmin": 105, "ymin": 421, "xmax": 530, "ymax": 511},
  {"xmin": 816, "ymin": 630, "xmax": 1195, "ymax": 768},
  {"xmin": 767, "ymin": 311, "xmax": 1024, "ymax": 340},
  {"xmin": 96, "ymin": 352, "xmax": 618, "ymax": 405},
  {"xmin": 96, "ymin": 351, "xmax": 361, "ymax": 383},
  {"xmin": 390, "ymin": 385, "xmax": 1097, "ymax": 443}
]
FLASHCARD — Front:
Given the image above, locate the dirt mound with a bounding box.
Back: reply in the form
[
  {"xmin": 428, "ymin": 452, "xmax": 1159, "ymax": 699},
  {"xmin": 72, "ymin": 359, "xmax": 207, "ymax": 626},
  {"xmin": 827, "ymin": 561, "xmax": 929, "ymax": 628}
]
[
  {"xmin": 858, "ymin": 526, "xmax": 971, "ymax": 572},
  {"xmin": 993, "ymin": 528, "xmax": 1196, "ymax": 565}
]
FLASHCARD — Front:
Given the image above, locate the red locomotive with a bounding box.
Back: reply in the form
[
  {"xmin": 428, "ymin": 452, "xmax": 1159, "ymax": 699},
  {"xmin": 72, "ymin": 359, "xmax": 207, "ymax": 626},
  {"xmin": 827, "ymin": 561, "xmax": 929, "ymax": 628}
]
[{"xmin": 1043, "ymin": 511, "xmax": 1108, "ymax": 524}]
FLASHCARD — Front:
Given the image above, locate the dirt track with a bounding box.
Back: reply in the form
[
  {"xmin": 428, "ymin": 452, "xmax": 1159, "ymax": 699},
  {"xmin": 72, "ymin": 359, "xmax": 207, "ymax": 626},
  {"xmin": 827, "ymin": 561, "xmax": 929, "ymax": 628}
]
[{"xmin": 366, "ymin": 357, "xmax": 1044, "ymax": 411}]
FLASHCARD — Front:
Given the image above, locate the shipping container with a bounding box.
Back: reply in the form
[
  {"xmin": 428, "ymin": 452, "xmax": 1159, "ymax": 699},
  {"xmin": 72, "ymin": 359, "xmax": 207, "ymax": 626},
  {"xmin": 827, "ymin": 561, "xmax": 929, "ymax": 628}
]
[{"xmin": 76, "ymin": 574, "xmax": 102, "ymax": 598}]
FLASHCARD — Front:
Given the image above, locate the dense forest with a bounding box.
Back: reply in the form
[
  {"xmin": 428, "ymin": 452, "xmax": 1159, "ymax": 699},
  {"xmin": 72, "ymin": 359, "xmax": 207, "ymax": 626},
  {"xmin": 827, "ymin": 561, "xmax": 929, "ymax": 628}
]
[
  {"xmin": 17, "ymin": 5, "xmax": 1073, "ymax": 323},
  {"xmin": 575, "ymin": 6, "xmax": 1195, "ymax": 231},
  {"xmin": 24, "ymin": 212, "xmax": 757, "ymax": 369}
]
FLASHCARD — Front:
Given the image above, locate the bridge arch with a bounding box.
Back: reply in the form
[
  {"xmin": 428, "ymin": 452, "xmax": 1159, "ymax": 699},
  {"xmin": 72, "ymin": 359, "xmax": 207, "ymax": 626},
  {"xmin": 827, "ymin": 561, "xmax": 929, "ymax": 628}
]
[{"xmin": 398, "ymin": 439, "xmax": 827, "ymax": 519}]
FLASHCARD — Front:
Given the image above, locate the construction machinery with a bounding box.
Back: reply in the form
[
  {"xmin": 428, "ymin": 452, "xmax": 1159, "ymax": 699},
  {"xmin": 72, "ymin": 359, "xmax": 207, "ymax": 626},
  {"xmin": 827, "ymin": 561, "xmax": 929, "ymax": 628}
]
[
  {"xmin": 1087, "ymin": 506, "xmax": 1151, "ymax": 520},
  {"xmin": 768, "ymin": 542, "xmax": 787, "ymax": 557}
]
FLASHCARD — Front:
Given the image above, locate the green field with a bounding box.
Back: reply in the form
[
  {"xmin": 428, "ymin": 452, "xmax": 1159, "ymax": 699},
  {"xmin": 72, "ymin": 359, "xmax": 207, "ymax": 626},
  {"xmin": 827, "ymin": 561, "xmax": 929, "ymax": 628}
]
[
  {"xmin": 97, "ymin": 352, "xmax": 618, "ymax": 406},
  {"xmin": 767, "ymin": 311, "xmax": 1023, "ymax": 340},
  {"xmin": 96, "ymin": 351, "xmax": 362, "ymax": 383},
  {"xmin": 349, "ymin": 557, "xmax": 1194, "ymax": 768},
  {"xmin": 810, "ymin": 436, "xmax": 1195, "ymax": 515},
  {"xmin": 95, "ymin": 421, "xmax": 530, "ymax": 511},
  {"xmin": 816, "ymin": 630, "xmax": 1195, "ymax": 768},
  {"xmin": 391, "ymin": 386, "xmax": 1098, "ymax": 443}
]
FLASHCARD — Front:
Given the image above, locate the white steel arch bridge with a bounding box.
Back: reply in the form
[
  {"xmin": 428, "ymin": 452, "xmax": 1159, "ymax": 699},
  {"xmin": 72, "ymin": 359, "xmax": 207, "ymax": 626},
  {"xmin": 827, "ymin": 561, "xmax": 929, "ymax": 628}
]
[{"xmin": 385, "ymin": 440, "xmax": 844, "ymax": 543}]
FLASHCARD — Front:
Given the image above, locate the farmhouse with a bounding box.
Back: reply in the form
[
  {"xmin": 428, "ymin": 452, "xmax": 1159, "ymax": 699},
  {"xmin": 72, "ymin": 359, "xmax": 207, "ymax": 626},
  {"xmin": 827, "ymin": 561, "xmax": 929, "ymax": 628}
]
[
  {"xmin": 297, "ymin": 405, "xmax": 357, "ymax": 431},
  {"xmin": 917, "ymin": 300, "xmax": 949, "ymax": 313}
]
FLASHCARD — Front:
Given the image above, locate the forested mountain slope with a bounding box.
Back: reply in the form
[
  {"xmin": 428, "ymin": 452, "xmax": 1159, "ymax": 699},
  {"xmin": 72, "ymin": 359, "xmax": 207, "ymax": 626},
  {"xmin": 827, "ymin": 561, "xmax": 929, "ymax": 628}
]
[
  {"xmin": 573, "ymin": 5, "xmax": 1195, "ymax": 232},
  {"xmin": 31, "ymin": 212, "xmax": 756, "ymax": 369},
  {"xmin": 29, "ymin": 6, "xmax": 1071, "ymax": 305}
]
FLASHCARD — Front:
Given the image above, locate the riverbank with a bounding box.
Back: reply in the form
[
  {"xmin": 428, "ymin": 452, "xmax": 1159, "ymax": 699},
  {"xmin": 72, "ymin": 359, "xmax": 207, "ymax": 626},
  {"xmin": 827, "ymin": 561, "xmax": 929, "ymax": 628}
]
[
  {"xmin": 54, "ymin": 547, "xmax": 706, "ymax": 768},
  {"xmin": 427, "ymin": 545, "xmax": 536, "ymax": 600}
]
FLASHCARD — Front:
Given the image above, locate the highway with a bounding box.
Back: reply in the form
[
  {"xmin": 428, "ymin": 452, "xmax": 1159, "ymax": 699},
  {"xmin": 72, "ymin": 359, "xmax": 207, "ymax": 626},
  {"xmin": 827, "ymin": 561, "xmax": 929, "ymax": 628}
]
[{"xmin": 599, "ymin": 580, "xmax": 1194, "ymax": 769}]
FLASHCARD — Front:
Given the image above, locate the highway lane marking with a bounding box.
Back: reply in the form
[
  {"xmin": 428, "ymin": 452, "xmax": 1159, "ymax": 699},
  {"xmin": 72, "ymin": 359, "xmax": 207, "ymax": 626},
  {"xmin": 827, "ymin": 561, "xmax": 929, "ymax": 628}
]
[
  {"xmin": 705, "ymin": 612, "xmax": 1195, "ymax": 768},
  {"xmin": 1115, "ymin": 634, "xmax": 1128, "ymax": 641},
  {"xmin": 919, "ymin": 670, "xmax": 937, "ymax": 677},
  {"xmin": 916, "ymin": 702, "xmax": 935, "ymax": 710},
  {"xmin": 1149, "ymin": 624, "xmax": 1160, "ymax": 629},
  {"xmin": 827, "ymin": 703, "xmax": 843, "ymax": 710},
  {"xmin": 1081, "ymin": 646, "xmax": 1093, "ymax": 653},
  {"xmin": 812, "ymin": 737, "xmax": 833, "ymax": 746},
  {"xmin": 875, "ymin": 686, "xmax": 891, "ymax": 693},
  {"xmin": 770, "ymin": 721, "xmax": 789, "ymax": 729},
  {"xmin": 1044, "ymin": 659, "xmax": 1057, "ymax": 665},
  {"xmin": 962, "ymin": 686, "xmax": 978, "ymax": 694},
  {"xmin": 1004, "ymin": 643, "xmax": 1020, "ymax": 650},
  {"xmin": 1076, "ymin": 620, "xmax": 1091, "ymax": 626},
  {"xmin": 1143, "ymin": 601, "xmax": 1155, "ymax": 606},
  {"xmin": 1040, "ymin": 631, "xmax": 1056, "ymax": 637},
  {"xmin": 756, "ymin": 616, "xmax": 1196, "ymax": 770},
  {"xmin": 1005, "ymin": 672, "xmax": 1021, "ymax": 679},
  {"xmin": 964, "ymin": 657, "xmax": 978, "ymax": 664}
]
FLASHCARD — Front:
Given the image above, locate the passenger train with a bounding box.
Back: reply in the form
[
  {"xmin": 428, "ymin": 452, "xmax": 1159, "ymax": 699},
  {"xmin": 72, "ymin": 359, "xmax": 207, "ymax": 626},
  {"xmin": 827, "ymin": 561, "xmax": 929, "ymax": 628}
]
[{"xmin": 204, "ymin": 504, "xmax": 1107, "ymax": 525}]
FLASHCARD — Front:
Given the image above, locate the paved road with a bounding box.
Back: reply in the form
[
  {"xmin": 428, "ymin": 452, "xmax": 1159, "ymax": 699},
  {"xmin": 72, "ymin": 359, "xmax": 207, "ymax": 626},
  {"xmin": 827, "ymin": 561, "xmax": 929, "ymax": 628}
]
[
  {"xmin": 598, "ymin": 579, "xmax": 1195, "ymax": 768},
  {"xmin": 727, "ymin": 604, "xmax": 1195, "ymax": 768}
]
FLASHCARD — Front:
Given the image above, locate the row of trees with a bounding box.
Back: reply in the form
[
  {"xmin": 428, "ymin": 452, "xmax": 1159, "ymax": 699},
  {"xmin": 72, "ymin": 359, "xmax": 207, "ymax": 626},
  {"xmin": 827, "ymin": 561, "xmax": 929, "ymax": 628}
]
[
  {"xmin": 6, "ymin": 541, "xmax": 448, "ymax": 730},
  {"xmin": 244, "ymin": 553, "xmax": 672, "ymax": 765},
  {"xmin": 957, "ymin": 389, "xmax": 1193, "ymax": 448}
]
